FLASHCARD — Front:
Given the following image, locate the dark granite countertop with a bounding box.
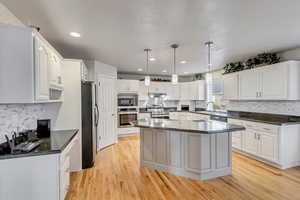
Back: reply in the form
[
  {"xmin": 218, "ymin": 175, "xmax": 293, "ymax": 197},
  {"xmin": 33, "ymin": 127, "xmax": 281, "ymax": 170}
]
[
  {"xmin": 133, "ymin": 119, "xmax": 245, "ymax": 134},
  {"xmin": 171, "ymin": 110, "xmax": 300, "ymax": 125},
  {"xmin": 0, "ymin": 129, "xmax": 78, "ymax": 160}
]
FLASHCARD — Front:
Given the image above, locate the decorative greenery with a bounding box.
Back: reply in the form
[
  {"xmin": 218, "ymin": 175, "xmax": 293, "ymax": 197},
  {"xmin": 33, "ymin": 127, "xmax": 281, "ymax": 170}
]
[
  {"xmin": 193, "ymin": 74, "xmax": 204, "ymax": 81},
  {"xmin": 223, "ymin": 52, "xmax": 280, "ymax": 74}
]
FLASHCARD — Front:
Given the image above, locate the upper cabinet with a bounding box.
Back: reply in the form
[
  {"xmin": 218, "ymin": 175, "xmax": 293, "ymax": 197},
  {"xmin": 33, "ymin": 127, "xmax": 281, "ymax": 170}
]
[
  {"xmin": 138, "ymin": 81, "xmax": 149, "ymax": 100},
  {"xmin": 149, "ymin": 82, "xmax": 168, "ymax": 94},
  {"xmin": 0, "ymin": 24, "xmax": 64, "ymax": 104},
  {"xmin": 34, "ymin": 37, "xmax": 50, "ymax": 102},
  {"xmin": 223, "ymin": 72, "xmax": 239, "ymax": 100},
  {"xmin": 180, "ymin": 80, "xmax": 206, "ymax": 100},
  {"xmin": 117, "ymin": 80, "xmax": 139, "ymax": 93},
  {"xmin": 80, "ymin": 61, "xmax": 88, "ymax": 81},
  {"xmin": 48, "ymin": 49, "xmax": 63, "ymax": 90},
  {"xmin": 224, "ymin": 61, "xmax": 300, "ymax": 101}
]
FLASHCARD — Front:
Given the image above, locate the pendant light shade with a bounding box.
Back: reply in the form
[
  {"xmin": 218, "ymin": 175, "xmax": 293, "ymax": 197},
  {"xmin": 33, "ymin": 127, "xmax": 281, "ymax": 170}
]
[
  {"xmin": 171, "ymin": 44, "xmax": 179, "ymax": 85},
  {"xmin": 172, "ymin": 74, "xmax": 178, "ymax": 85},
  {"xmin": 205, "ymin": 41, "xmax": 214, "ymax": 111},
  {"xmin": 145, "ymin": 75, "xmax": 150, "ymax": 86},
  {"xmin": 144, "ymin": 49, "xmax": 151, "ymax": 86}
]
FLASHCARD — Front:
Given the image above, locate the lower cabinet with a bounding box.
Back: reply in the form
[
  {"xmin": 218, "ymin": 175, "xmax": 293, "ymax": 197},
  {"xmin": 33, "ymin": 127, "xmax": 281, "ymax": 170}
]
[
  {"xmin": 228, "ymin": 119, "xmax": 284, "ymax": 167},
  {"xmin": 243, "ymin": 129, "xmax": 259, "ymax": 155}
]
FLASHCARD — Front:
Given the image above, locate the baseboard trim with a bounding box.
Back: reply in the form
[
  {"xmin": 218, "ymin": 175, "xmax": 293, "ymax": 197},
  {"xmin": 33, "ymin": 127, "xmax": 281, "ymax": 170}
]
[
  {"xmin": 141, "ymin": 161, "xmax": 232, "ymax": 181},
  {"xmin": 233, "ymin": 148, "xmax": 300, "ymax": 169}
]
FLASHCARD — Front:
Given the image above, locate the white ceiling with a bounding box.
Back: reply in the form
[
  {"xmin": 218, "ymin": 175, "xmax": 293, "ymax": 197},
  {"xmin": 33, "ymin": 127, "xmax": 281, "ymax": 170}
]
[{"xmin": 2, "ymin": 0, "xmax": 300, "ymax": 75}]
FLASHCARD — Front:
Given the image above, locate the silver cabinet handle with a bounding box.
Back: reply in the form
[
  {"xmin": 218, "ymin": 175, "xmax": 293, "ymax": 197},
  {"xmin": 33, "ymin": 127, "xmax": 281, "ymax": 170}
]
[
  {"xmin": 254, "ymin": 133, "xmax": 257, "ymax": 139},
  {"xmin": 258, "ymin": 134, "xmax": 261, "ymax": 140}
]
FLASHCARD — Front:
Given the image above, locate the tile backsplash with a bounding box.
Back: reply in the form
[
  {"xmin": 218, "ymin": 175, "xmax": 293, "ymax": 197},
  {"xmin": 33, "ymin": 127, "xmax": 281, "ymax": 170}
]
[
  {"xmin": 0, "ymin": 103, "xmax": 61, "ymax": 143},
  {"xmin": 225, "ymin": 101, "xmax": 300, "ymax": 116}
]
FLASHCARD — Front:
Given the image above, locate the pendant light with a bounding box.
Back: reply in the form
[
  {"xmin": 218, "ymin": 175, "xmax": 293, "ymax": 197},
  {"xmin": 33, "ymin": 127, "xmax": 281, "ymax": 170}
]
[
  {"xmin": 144, "ymin": 48, "xmax": 151, "ymax": 86},
  {"xmin": 205, "ymin": 41, "xmax": 213, "ymax": 111},
  {"xmin": 171, "ymin": 44, "xmax": 179, "ymax": 84}
]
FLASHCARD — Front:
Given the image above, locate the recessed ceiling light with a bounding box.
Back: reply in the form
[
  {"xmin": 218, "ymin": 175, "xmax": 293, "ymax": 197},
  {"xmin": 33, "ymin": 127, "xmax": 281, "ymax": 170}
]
[
  {"xmin": 70, "ymin": 32, "xmax": 81, "ymax": 38},
  {"xmin": 180, "ymin": 60, "xmax": 187, "ymax": 64},
  {"xmin": 137, "ymin": 68, "xmax": 143, "ymax": 72},
  {"xmin": 162, "ymin": 70, "xmax": 167, "ymax": 73},
  {"xmin": 149, "ymin": 58, "xmax": 156, "ymax": 61}
]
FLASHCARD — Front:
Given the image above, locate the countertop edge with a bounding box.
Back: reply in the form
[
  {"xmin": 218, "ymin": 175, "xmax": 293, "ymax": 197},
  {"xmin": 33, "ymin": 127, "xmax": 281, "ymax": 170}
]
[
  {"xmin": 0, "ymin": 129, "xmax": 79, "ymax": 161},
  {"xmin": 134, "ymin": 123, "xmax": 245, "ymax": 134}
]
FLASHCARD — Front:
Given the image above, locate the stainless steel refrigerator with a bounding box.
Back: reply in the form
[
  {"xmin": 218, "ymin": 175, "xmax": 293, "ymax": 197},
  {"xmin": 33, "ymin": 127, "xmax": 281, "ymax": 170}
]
[{"xmin": 81, "ymin": 81, "xmax": 99, "ymax": 169}]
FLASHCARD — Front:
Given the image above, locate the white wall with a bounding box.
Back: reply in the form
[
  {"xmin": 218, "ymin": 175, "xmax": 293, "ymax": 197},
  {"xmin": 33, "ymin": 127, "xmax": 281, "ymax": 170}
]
[{"xmin": 0, "ymin": 3, "xmax": 61, "ymax": 143}]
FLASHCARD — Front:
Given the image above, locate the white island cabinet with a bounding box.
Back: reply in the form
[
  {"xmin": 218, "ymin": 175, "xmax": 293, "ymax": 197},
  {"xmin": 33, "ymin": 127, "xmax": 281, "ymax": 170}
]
[{"xmin": 136, "ymin": 119, "xmax": 244, "ymax": 180}]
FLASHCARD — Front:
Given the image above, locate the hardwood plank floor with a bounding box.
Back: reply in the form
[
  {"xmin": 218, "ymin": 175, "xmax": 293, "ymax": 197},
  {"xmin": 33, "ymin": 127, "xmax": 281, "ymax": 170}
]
[{"xmin": 66, "ymin": 136, "xmax": 300, "ymax": 200}]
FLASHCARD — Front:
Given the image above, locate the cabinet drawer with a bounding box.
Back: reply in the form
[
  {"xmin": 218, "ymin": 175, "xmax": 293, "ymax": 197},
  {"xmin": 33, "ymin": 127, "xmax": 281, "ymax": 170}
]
[{"xmin": 244, "ymin": 121, "xmax": 279, "ymax": 134}]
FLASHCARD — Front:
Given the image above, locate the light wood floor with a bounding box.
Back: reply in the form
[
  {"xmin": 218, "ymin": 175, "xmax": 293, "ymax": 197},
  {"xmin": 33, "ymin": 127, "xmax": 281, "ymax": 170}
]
[{"xmin": 66, "ymin": 136, "xmax": 300, "ymax": 200}]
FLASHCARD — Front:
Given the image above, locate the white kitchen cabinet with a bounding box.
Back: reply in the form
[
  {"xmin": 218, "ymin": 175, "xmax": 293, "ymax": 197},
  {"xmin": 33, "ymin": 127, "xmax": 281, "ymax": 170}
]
[
  {"xmin": 166, "ymin": 84, "xmax": 180, "ymax": 100},
  {"xmin": 138, "ymin": 81, "xmax": 149, "ymax": 100},
  {"xmin": 149, "ymin": 82, "xmax": 168, "ymax": 94},
  {"xmin": 138, "ymin": 113, "xmax": 151, "ymax": 120},
  {"xmin": 35, "ymin": 37, "xmax": 50, "ymax": 102},
  {"xmin": 180, "ymin": 81, "xmax": 206, "ymax": 100},
  {"xmin": 243, "ymin": 129, "xmax": 259, "ymax": 155},
  {"xmin": 223, "ymin": 73, "xmax": 239, "ymax": 100},
  {"xmin": 80, "ymin": 61, "xmax": 88, "ymax": 81},
  {"xmin": 0, "ymin": 24, "xmax": 64, "ymax": 103},
  {"xmin": 48, "ymin": 49, "xmax": 63, "ymax": 90},
  {"xmin": 258, "ymin": 132, "xmax": 278, "ymax": 162},
  {"xmin": 259, "ymin": 63, "xmax": 288, "ymax": 100},
  {"xmin": 117, "ymin": 79, "xmax": 139, "ymax": 93},
  {"xmin": 237, "ymin": 61, "xmax": 300, "ymax": 100},
  {"xmin": 239, "ymin": 69, "xmax": 260, "ymax": 100},
  {"xmin": 169, "ymin": 112, "xmax": 179, "ymax": 120},
  {"xmin": 228, "ymin": 119, "xmax": 244, "ymax": 150}
]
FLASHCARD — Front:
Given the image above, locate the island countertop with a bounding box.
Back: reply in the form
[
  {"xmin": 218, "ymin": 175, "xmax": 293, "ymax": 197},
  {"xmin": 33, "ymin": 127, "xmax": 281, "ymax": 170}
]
[{"xmin": 133, "ymin": 119, "xmax": 245, "ymax": 134}]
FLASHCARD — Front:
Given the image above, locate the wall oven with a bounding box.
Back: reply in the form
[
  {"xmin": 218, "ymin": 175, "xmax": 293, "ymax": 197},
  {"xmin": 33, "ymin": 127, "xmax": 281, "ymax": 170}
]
[
  {"xmin": 118, "ymin": 107, "xmax": 138, "ymax": 128},
  {"xmin": 118, "ymin": 94, "xmax": 138, "ymax": 107}
]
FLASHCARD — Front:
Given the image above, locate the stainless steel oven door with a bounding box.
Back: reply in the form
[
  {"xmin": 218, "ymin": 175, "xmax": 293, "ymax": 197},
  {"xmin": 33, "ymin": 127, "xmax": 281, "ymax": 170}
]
[{"xmin": 118, "ymin": 112, "xmax": 138, "ymax": 128}]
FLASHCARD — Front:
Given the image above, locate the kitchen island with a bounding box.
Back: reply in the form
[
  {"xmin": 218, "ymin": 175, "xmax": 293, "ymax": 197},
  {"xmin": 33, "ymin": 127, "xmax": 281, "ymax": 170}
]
[{"xmin": 134, "ymin": 119, "xmax": 245, "ymax": 180}]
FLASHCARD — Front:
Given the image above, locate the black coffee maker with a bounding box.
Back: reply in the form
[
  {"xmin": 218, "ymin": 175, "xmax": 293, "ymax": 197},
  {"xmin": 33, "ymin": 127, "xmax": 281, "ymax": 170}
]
[{"xmin": 37, "ymin": 119, "xmax": 51, "ymax": 138}]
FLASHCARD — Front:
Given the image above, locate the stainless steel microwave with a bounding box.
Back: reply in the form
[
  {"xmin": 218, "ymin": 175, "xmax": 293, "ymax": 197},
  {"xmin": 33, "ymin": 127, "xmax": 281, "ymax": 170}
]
[{"xmin": 118, "ymin": 94, "xmax": 138, "ymax": 107}]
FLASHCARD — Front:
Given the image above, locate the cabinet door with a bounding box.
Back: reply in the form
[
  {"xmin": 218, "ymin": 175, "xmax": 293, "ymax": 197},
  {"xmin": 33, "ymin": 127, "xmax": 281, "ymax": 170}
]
[
  {"xmin": 35, "ymin": 37, "xmax": 49, "ymax": 101},
  {"xmin": 129, "ymin": 80, "xmax": 139, "ymax": 92},
  {"xmin": 155, "ymin": 130, "xmax": 168, "ymax": 165},
  {"xmin": 239, "ymin": 70, "xmax": 260, "ymax": 100},
  {"xmin": 169, "ymin": 112, "xmax": 178, "ymax": 120},
  {"xmin": 180, "ymin": 83, "xmax": 189, "ymax": 100},
  {"xmin": 138, "ymin": 113, "xmax": 151, "ymax": 120},
  {"xmin": 138, "ymin": 81, "xmax": 149, "ymax": 100},
  {"xmin": 223, "ymin": 73, "xmax": 239, "ymax": 100},
  {"xmin": 258, "ymin": 133, "xmax": 278, "ymax": 162},
  {"xmin": 243, "ymin": 130, "xmax": 258, "ymax": 155},
  {"xmin": 117, "ymin": 80, "xmax": 130, "ymax": 93},
  {"xmin": 194, "ymin": 80, "xmax": 206, "ymax": 100},
  {"xmin": 232, "ymin": 132, "xmax": 242, "ymax": 150},
  {"xmin": 141, "ymin": 129, "xmax": 155, "ymax": 162},
  {"xmin": 49, "ymin": 51, "xmax": 62, "ymax": 87},
  {"xmin": 169, "ymin": 132, "xmax": 182, "ymax": 167},
  {"xmin": 184, "ymin": 134, "xmax": 211, "ymax": 173},
  {"xmin": 167, "ymin": 84, "xmax": 180, "ymax": 100},
  {"xmin": 260, "ymin": 64, "xmax": 288, "ymax": 100}
]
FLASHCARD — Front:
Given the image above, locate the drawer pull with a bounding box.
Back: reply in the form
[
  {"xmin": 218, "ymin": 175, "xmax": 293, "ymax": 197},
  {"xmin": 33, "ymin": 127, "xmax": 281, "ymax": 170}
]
[{"xmin": 263, "ymin": 128, "xmax": 271, "ymax": 131}]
